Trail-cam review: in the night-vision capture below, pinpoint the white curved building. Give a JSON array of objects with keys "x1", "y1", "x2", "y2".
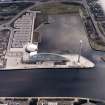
[{"x1": 25, "y1": 43, "x2": 38, "y2": 53}]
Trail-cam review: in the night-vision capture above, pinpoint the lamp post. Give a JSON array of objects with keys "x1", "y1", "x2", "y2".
[{"x1": 78, "y1": 40, "x2": 83, "y2": 63}]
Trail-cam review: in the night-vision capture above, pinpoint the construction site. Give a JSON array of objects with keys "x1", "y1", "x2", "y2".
[{"x1": 0, "y1": 1, "x2": 96, "y2": 69}]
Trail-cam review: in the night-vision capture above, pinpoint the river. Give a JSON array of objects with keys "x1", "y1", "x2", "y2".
[
  {"x1": 0, "y1": 65, "x2": 104, "y2": 100},
  {"x1": 0, "y1": 14, "x2": 105, "y2": 100}
]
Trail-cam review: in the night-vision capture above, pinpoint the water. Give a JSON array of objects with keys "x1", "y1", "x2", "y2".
[
  {"x1": 0, "y1": 13, "x2": 105, "y2": 100},
  {"x1": 0, "y1": 1, "x2": 104, "y2": 100},
  {"x1": 0, "y1": 65, "x2": 104, "y2": 100}
]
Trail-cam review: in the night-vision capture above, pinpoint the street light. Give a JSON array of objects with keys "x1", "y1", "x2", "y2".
[{"x1": 78, "y1": 40, "x2": 83, "y2": 63}]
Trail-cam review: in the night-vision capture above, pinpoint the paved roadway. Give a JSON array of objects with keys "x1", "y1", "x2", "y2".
[
  {"x1": 83, "y1": 0, "x2": 105, "y2": 42},
  {"x1": 0, "y1": 0, "x2": 82, "y2": 28}
]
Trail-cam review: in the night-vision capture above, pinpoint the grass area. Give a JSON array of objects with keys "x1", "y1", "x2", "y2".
[
  {"x1": 0, "y1": 3, "x2": 33, "y2": 13},
  {"x1": 31, "y1": 2, "x2": 105, "y2": 52},
  {"x1": 0, "y1": 2, "x2": 34, "y2": 25},
  {"x1": 87, "y1": 22, "x2": 105, "y2": 51},
  {"x1": 31, "y1": 2, "x2": 87, "y2": 15},
  {"x1": 89, "y1": 38, "x2": 105, "y2": 51}
]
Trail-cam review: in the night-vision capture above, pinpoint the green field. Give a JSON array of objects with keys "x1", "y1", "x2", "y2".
[
  {"x1": 31, "y1": 2, "x2": 87, "y2": 15},
  {"x1": 0, "y1": 2, "x2": 33, "y2": 25}
]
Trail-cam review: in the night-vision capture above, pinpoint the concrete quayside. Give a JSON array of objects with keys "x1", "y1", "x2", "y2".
[
  {"x1": 5, "y1": 54, "x2": 95, "y2": 70},
  {"x1": 0, "y1": 97, "x2": 104, "y2": 105}
]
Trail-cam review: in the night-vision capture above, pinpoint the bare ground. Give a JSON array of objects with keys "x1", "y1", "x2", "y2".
[{"x1": 39, "y1": 14, "x2": 91, "y2": 55}]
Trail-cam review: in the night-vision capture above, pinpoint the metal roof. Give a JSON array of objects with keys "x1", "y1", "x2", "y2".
[{"x1": 29, "y1": 53, "x2": 68, "y2": 62}]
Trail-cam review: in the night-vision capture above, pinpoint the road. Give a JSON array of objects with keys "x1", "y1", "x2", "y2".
[
  {"x1": 83, "y1": 0, "x2": 105, "y2": 42},
  {"x1": 0, "y1": 0, "x2": 82, "y2": 29}
]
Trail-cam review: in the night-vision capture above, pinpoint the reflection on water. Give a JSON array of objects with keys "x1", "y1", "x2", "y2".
[{"x1": 0, "y1": 67, "x2": 104, "y2": 100}]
